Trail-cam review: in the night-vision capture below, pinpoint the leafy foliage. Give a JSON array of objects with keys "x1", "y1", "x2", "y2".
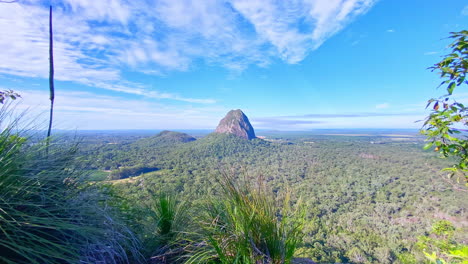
[
  {"x1": 416, "y1": 220, "x2": 468, "y2": 264},
  {"x1": 422, "y1": 30, "x2": 468, "y2": 185}
]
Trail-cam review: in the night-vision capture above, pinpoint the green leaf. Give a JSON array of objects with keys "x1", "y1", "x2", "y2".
[
  {"x1": 441, "y1": 167, "x2": 457, "y2": 172},
  {"x1": 447, "y1": 82, "x2": 456, "y2": 95},
  {"x1": 423, "y1": 143, "x2": 433, "y2": 150}
]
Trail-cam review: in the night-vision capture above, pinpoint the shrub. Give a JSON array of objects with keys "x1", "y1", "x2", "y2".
[
  {"x1": 187, "y1": 172, "x2": 306, "y2": 264},
  {"x1": 145, "y1": 191, "x2": 192, "y2": 262},
  {"x1": 416, "y1": 220, "x2": 468, "y2": 264}
]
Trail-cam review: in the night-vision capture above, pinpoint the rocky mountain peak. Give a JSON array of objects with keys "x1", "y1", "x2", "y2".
[{"x1": 214, "y1": 109, "x2": 256, "y2": 140}]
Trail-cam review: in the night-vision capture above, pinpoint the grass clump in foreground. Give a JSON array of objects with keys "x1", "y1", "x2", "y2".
[
  {"x1": 143, "y1": 191, "x2": 193, "y2": 263},
  {"x1": 187, "y1": 172, "x2": 307, "y2": 264},
  {"x1": 0, "y1": 105, "x2": 142, "y2": 264}
]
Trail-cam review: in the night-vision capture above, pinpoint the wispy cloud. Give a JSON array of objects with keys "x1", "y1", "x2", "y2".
[
  {"x1": 0, "y1": 2, "x2": 215, "y2": 104},
  {"x1": 88, "y1": 81, "x2": 216, "y2": 104},
  {"x1": 462, "y1": 5, "x2": 468, "y2": 16},
  {"x1": 12, "y1": 88, "x2": 425, "y2": 130},
  {"x1": 13, "y1": 89, "x2": 224, "y2": 129},
  {"x1": 252, "y1": 118, "x2": 323, "y2": 128},
  {"x1": 230, "y1": 0, "x2": 376, "y2": 63},
  {"x1": 386, "y1": 29, "x2": 395, "y2": 33},
  {"x1": 0, "y1": 0, "x2": 377, "y2": 93},
  {"x1": 424, "y1": 51, "x2": 438, "y2": 55},
  {"x1": 280, "y1": 112, "x2": 417, "y2": 118},
  {"x1": 253, "y1": 111, "x2": 425, "y2": 129}
]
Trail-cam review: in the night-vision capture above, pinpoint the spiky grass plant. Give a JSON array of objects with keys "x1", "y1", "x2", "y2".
[
  {"x1": 145, "y1": 191, "x2": 192, "y2": 262},
  {"x1": 0, "y1": 104, "x2": 142, "y2": 264},
  {"x1": 187, "y1": 172, "x2": 306, "y2": 264},
  {"x1": 152, "y1": 192, "x2": 188, "y2": 245},
  {"x1": 107, "y1": 184, "x2": 195, "y2": 263}
]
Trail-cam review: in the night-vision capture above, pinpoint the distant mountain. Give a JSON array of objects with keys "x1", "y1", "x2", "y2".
[
  {"x1": 157, "y1": 130, "x2": 196, "y2": 142},
  {"x1": 215, "y1": 109, "x2": 256, "y2": 140},
  {"x1": 135, "y1": 130, "x2": 196, "y2": 147}
]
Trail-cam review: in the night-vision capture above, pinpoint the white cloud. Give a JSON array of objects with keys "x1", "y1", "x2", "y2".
[
  {"x1": 0, "y1": 3, "x2": 216, "y2": 104},
  {"x1": 376, "y1": 103, "x2": 389, "y2": 109},
  {"x1": 424, "y1": 51, "x2": 438, "y2": 55},
  {"x1": 462, "y1": 5, "x2": 468, "y2": 16},
  {"x1": 230, "y1": 0, "x2": 376, "y2": 63},
  {"x1": 386, "y1": 29, "x2": 395, "y2": 33},
  {"x1": 0, "y1": 4, "x2": 120, "y2": 82},
  {"x1": 0, "y1": 0, "x2": 377, "y2": 96},
  {"x1": 62, "y1": 0, "x2": 132, "y2": 24}
]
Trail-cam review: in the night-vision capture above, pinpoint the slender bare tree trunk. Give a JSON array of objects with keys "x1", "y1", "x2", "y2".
[{"x1": 47, "y1": 5, "x2": 54, "y2": 154}]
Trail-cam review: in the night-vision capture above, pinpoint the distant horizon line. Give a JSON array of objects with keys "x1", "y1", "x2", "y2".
[{"x1": 47, "y1": 128, "x2": 421, "y2": 132}]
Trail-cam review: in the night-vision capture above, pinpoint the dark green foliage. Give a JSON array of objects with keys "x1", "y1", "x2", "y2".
[
  {"x1": 153, "y1": 193, "x2": 180, "y2": 241},
  {"x1": 147, "y1": 191, "x2": 192, "y2": 258}
]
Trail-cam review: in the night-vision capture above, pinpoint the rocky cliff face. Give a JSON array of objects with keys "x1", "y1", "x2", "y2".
[{"x1": 214, "y1": 109, "x2": 256, "y2": 140}]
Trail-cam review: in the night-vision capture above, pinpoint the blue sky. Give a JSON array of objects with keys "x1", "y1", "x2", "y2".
[{"x1": 1, "y1": 0, "x2": 467, "y2": 130}]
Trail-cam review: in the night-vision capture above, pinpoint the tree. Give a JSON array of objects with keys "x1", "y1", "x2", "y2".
[{"x1": 421, "y1": 30, "x2": 468, "y2": 186}]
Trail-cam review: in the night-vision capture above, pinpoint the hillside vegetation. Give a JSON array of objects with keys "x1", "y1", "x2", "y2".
[{"x1": 78, "y1": 131, "x2": 468, "y2": 263}]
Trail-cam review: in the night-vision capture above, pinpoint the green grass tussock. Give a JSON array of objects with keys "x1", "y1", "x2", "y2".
[
  {"x1": 187, "y1": 172, "x2": 306, "y2": 264},
  {"x1": 0, "y1": 105, "x2": 142, "y2": 264}
]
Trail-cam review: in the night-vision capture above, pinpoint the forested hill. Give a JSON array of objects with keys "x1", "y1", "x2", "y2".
[
  {"x1": 81, "y1": 132, "x2": 271, "y2": 172},
  {"x1": 134, "y1": 130, "x2": 196, "y2": 147}
]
